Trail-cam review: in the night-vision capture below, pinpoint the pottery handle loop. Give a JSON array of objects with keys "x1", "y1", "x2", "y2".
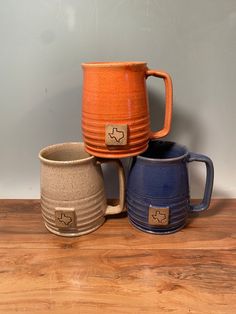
[
  {"x1": 146, "y1": 70, "x2": 173, "y2": 139},
  {"x1": 187, "y1": 152, "x2": 214, "y2": 212},
  {"x1": 98, "y1": 159, "x2": 126, "y2": 215}
]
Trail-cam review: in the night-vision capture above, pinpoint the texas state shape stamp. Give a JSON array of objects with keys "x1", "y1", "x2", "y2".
[
  {"x1": 148, "y1": 206, "x2": 169, "y2": 226},
  {"x1": 105, "y1": 124, "x2": 128, "y2": 146},
  {"x1": 55, "y1": 208, "x2": 76, "y2": 229}
]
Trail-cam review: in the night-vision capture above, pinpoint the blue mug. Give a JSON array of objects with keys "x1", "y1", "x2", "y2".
[{"x1": 126, "y1": 140, "x2": 214, "y2": 234}]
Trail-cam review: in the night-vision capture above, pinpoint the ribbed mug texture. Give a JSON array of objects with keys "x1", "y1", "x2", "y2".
[
  {"x1": 82, "y1": 62, "x2": 173, "y2": 158},
  {"x1": 39, "y1": 142, "x2": 125, "y2": 236},
  {"x1": 127, "y1": 141, "x2": 214, "y2": 234}
]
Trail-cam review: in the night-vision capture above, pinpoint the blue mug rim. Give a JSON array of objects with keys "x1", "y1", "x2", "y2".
[{"x1": 137, "y1": 140, "x2": 188, "y2": 163}]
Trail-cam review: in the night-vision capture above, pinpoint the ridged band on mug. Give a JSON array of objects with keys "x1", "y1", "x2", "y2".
[
  {"x1": 126, "y1": 192, "x2": 189, "y2": 234},
  {"x1": 82, "y1": 111, "x2": 150, "y2": 157},
  {"x1": 41, "y1": 189, "x2": 106, "y2": 236}
]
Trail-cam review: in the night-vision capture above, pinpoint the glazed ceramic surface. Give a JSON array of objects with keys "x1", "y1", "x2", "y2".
[
  {"x1": 39, "y1": 142, "x2": 125, "y2": 237},
  {"x1": 82, "y1": 62, "x2": 173, "y2": 158},
  {"x1": 127, "y1": 141, "x2": 214, "y2": 234}
]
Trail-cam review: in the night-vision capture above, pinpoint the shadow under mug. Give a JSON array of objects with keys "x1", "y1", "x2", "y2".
[
  {"x1": 126, "y1": 140, "x2": 214, "y2": 234},
  {"x1": 82, "y1": 61, "x2": 173, "y2": 158},
  {"x1": 39, "y1": 142, "x2": 125, "y2": 237}
]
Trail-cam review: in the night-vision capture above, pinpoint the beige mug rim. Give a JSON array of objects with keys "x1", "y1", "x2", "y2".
[{"x1": 39, "y1": 142, "x2": 94, "y2": 165}]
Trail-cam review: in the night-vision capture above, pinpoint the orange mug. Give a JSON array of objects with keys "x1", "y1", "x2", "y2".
[{"x1": 82, "y1": 61, "x2": 173, "y2": 158}]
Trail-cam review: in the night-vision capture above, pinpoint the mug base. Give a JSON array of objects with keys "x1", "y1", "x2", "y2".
[
  {"x1": 44, "y1": 218, "x2": 105, "y2": 237},
  {"x1": 128, "y1": 217, "x2": 186, "y2": 235},
  {"x1": 84, "y1": 145, "x2": 148, "y2": 159}
]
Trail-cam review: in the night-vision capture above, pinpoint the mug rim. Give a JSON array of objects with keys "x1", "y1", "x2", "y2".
[
  {"x1": 81, "y1": 61, "x2": 147, "y2": 67},
  {"x1": 39, "y1": 142, "x2": 94, "y2": 165},
  {"x1": 137, "y1": 140, "x2": 188, "y2": 162}
]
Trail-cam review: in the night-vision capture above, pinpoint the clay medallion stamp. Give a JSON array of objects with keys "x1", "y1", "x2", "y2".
[
  {"x1": 148, "y1": 206, "x2": 169, "y2": 226},
  {"x1": 105, "y1": 124, "x2": 128, "y2": 146},
  {"x1": 55, "y1": 208, "x2": 76, "y2": 229}
]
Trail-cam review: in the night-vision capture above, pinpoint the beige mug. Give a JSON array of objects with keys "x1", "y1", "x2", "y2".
[{"x1": 39, "y1": 142, "x2": 125, "y2": 237}]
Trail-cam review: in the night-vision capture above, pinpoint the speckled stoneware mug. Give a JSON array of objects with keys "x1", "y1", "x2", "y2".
[
  {"x1": 127, "y1": 140, "x2": 214, "y2": 234},
  {"x1": 39, "y1": 142, "x2": 125, "y2": 237},
  {"x1": 82, "y1": 61, "x2": 173, "y2": 158}
]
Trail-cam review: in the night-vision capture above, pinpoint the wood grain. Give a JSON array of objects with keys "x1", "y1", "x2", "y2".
[{"x1": 0, "y1": 199, "x2": 236, "y2": 313}]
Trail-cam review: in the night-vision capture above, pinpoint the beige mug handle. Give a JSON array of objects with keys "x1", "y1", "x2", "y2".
[{"x1": 97, "y1": 159, "x2": 126, "y2": 215}]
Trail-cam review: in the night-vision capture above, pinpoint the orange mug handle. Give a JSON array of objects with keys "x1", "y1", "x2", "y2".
[{"x1": 146, "y1": 70, "x2": 173, "y2": 139}]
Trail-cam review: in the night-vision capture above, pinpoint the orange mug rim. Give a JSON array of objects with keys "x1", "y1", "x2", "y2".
[{"x1": 81, "y1": 61, "x2": 147, "y2": 68}]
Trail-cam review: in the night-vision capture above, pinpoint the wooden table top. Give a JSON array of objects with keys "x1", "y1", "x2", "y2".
[{"x1": 0, "y1": 199, "x2": 235, "y2": 314}]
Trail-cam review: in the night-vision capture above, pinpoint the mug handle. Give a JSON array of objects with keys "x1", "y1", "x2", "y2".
[
  {"x1": 146, "y1": 70, "x2": 173, "y2": 138},
  {"x1": 187, "y1": 152, "x2": 214, "y2": 212},
  {"x1": 98, "y1": 159, "x2": 126, "y2": 215}
]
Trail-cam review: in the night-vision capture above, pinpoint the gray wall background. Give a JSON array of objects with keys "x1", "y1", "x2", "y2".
[{"x1": 0, "y1": 0, "x2": 235, "y2": 198}]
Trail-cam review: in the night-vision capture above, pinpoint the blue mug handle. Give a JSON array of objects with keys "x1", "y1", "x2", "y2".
[{"x1": 187, "y1": 152, "x2": 214, "y2": 212}]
